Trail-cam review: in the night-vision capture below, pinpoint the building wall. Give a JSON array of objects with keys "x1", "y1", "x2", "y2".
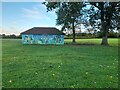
[{"x1": 22, "y1": 34, "x2": 64, "y2": 44}]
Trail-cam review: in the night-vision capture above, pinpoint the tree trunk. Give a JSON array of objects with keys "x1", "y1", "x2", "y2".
[
  {"x1": 100, "y1": 3, "x2": 109, "y2": 46},
  {"x1": 72, "y1": 22, "x2": 76, "y2": 43},
  {"x1": 101, "y1": 25, "x2": 109, "y2": 45},
  {"x1": 101, "y1": 35, "x2": 109, "y2": 45}
]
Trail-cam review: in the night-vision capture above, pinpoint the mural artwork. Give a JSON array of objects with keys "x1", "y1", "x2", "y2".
[{"x1": 22, "y1": 34, "x2": 64, "y2": 44}]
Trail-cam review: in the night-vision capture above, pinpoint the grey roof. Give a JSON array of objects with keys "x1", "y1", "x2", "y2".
[{"x1": 21, "y1": 27, "x2": 64, "y2": 35}]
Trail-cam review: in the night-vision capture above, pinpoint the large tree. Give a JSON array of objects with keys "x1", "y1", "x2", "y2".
[
  {"x1": 43, "y1": 2, "x2": 83, "y2": 43},
  {"x1": 44, "y1": 2, "x2": 119, "y2": 45},
  {"x1": 83, "y1": 2, "x2": 120, "y2": 45}
]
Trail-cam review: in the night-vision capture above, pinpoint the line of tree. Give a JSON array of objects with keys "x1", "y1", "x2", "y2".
[
  {"x1": 0, "y1": 34, "x2": 21, "y2": 39},
  {"x1": 43, "y1": 1, "x2": 120, "y2": 45},
  {"x1": 1, "y1": 30, "x2": 119, "y2": 39},
  {"x1": 65, "y1": 31, "x2": 119, "y2": 39}
]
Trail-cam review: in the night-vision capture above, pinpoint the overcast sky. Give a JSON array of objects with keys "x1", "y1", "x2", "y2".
[{"x1": 1, "y1": 2, "x2": 61, "y2": 35}]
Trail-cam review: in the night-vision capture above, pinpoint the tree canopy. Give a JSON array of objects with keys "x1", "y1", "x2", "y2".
[
  {"x1": 83, "y1": 2, "x2": 120, "y2": 45},
  {"x1": 43, "y1": 2, "x2": 83, "y2": 43},
  {"x1": 43, "y1": 1, "x2": 120, "y2": 45}
]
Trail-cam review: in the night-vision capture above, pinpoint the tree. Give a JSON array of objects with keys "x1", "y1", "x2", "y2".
[
  {"x1": 10, "y1": 34, "x2": 16, "y2": 38},
  {"x1": 44, "y1": 2, "x2": 119, "y2": 45},
  {"x1": 2, "y1": 34, "x2": 6, "y2": 38},
  {"x1": 43, "y1": 2, "x2": 83, "y2": 43},
  {"x1": 83, "y1": 2, "x2": 120, "y2": 45}
]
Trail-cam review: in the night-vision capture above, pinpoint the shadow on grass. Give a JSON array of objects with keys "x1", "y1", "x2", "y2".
[
  {"x1": 22, "y1": 43, "x2": 97, "y2": 46},
  {"x1": 64, "y1": 43, "x2": 97, "y2": 46},
  {"x1": 22, "y1": 43, "x2": 115, "y2": 47}
]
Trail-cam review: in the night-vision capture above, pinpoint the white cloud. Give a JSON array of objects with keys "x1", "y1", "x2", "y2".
[
  {"x1": 35, "y1": 3, "x2": 57, "y2": 18},
  {"x1": 0, "y1": 27, "x2": 19, "y2": 35},
  {"x1": 22, "y1": 8, "x2": 40, "y2": 15},
  {"x1": 1, "y1": 21, "x2": 25, "y2": 35},
  {"x1": 22, "y1": 4, "x2": 51, "y2": 21}
]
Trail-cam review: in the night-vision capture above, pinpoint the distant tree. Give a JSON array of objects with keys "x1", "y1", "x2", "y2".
[
  {"x1": 2, "y1": 34, "x2": 6, "y2": 38},
  {"x1": 0, "y1": 34, "x2": 2, "y2": 38},
  {"x1": 18, "y1": 34, "x2": 22, "y2": 39},
  {"x1": 10, "y1": 34, "x2": 16, "y2": 38},
  {"x1": 108, "y1": 31, "x2": 118, "y2": 38}
]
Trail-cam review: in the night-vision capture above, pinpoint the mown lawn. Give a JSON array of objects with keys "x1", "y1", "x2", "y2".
[
  {"x1": 2, "y1": 38, "x2": 118, "y2": 88},
  {"x1": 65, "y1": 38, "x2": 119, "y2": 46}
]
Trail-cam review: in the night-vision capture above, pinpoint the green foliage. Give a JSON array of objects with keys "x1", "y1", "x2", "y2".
[
  {"x1": 56, "y1": 3, "x2": 83, "y2": 25},
  {"x1": 64, "y1": 31, "x2": 119, "y2": 39},
  {"x1": 2, "y1": 39, "x2": 118, "y2": 88},
  {"x1": 0, "y1": 34, "x2": 21, "y2": 39},
  {"x1": 65, "y1": 33, "x2": 94, "y2": 39},
  {"x1": 44, "y1": 2, "x2": 83, "y2": 43},
  {"x1": 43, "y1": 2, "x2": 120, "y2": 45},
  {"x1": 44, "y1": 2, "x2": 83, "y2": 26},
  {"x1": 84, "y1": 2, "x2": 120, "y2": 33},
  {"x1": 108, "y1": 31, "x2": 118, "y2": 38},
  {"x1": 43, "y1": 2, "x2": 60, "y2": 11}
]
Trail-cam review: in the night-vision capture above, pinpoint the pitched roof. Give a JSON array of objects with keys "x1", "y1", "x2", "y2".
[{"x1": 21, "y1": 27, "x2": 64, "y2": 35}]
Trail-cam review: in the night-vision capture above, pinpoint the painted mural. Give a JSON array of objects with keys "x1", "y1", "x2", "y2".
[{"x1": 22, "y1": 34, "x2": 64, "y2": 44}]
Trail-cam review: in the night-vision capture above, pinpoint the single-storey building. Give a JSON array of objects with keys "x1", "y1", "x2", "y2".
[{"x1": 21, "y1": 27, "x2": 64, "y2": 44}]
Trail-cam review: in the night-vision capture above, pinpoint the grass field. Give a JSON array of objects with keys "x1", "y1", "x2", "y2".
[
  {"x1": 2, "y1": 38, "x2": 118, "y2": 88},
  {"x1": 65, "y1": 38, "x2": 119, "y2": 46}
]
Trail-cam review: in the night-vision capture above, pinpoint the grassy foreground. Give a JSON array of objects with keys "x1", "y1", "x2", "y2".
[{"x1": 2, "y1": 39, "x2": 118, "y2": 88}]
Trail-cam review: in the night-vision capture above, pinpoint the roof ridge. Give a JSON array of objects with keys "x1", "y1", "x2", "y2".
[
  {"x1": 21, "y1": 27, "x2": 64, "y2": 35},
  {"x1": 33, "y1": 27, "x2": 57, "y2": 28}
]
